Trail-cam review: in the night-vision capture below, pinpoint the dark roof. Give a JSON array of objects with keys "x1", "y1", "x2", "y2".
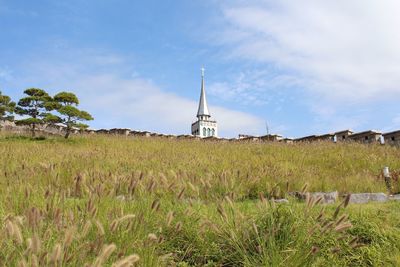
[
  {"x1": 349, "y1": 130, "x2": 382, "y2": 138},
  {"x1": 240, "y1": 136, "x2": 261, "y2": 141},
  {"x1": 203, "y1": 136, "x2": 219, "y2": 140},
  {"x1": 316, "y1": 133, "x2": 334, "y2": 138},
  {"x1": 177, "y1": 134, "x2": 195, "y2": 138},
  {"x1": 294, "y1": 135, "x2": 317, "y2": 141},
  {"x1": 260, "y1": 134, "x2": 283, "y2": 139},
  {"x1": 334, "y1": 129, "x2": 354, "y2": 135},
  {"x1": 382, "y1": 130, "x2": 400, "y2": 136}
]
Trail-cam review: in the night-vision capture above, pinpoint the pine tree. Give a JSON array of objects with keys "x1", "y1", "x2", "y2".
[
  {"x1": 49, "y1": 92, "x2": 93, "y2": 139},
  {"x1": 15, "y1": 88, "x2": 52, "y2": 137},
  {"x1": 0, "y1": 91, "x2": 16, "y2": 123}
]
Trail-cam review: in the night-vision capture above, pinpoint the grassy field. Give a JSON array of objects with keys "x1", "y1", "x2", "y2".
[{"x1": 0, "y1": 134, "x2": 399, "y2": 266}]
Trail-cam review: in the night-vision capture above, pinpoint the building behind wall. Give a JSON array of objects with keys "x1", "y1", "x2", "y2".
[
  {"x1": 281, "y1": 138, "x2": 294, "y2": 144},
  {"x1": 260, "y1": 134, "x2": 283, "y2": 142},
  {"x1": 191, "y1": 68, "x2": 218, "y2": 138},
  {"x1": 334, "y1": 130, "x2": 354, "y2": 142},
  {"x1": 348, "y1": 130, "x2": 382, "y2": 144},
  {"x1": 294, "y1": 135, "x2": 318, "y2": 142},
  {"x1": 238, "y1": 134, "x2": 253, "y2": 139},
  {"x1": 315, "y1": 133, "x2": 335, "y2": 142},
  {"x1": 0, "y1": 119, "x2": 16, "y2": 131},
  {"x1": 383, "y1": 130, "x2": 400, "y2": 146}
]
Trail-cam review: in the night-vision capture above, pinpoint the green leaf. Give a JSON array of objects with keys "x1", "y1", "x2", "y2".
[
  {"x1": 15, "y1": 118, "x2": 42, "y2": 125},
  {"x1": 50, "y1": 90, "x2": 94, "y2": 131},
  {"x1": 79, "y1": 110, "x2": 94, "y2": 121},
  {"x1": 0, "y1": 91, "x2": 16, "y2": 120},
  {"x1": 54, "y1": 92, "x2": 79, "y2": 105},
  {"x1": 75, "y1": 123, "x2": 89, "y2": 130},
  {"x1": 44, "y1": 101, "x2": 61, "y2": 111},
  {"x1": 43, "y1": 113, "x2": 62, "y2": 124},
  {"x1": 23, "y1": 88, "x2": 50, "y2": 98},
  {"x1": 58, "y1": 105, "x2": 82, "y2": 117},
  {"x1": 16, "y1": 88, "x2": 53, "y2": 117}
]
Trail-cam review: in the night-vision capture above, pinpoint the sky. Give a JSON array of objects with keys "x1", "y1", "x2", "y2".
[{"x1": 1, "y1": 0, "x2": 400, "y2": 138}]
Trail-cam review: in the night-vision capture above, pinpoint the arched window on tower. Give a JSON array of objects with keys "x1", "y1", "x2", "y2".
[
  {"x1": 203, "y1": 128, "x2": 206, "y2": 137},
  {"x1": 212, "y1": 129, "x2": 215, "y2": 136},
  {"x1": 207, "y1": 128, "x2": 211, "y2": 136}
]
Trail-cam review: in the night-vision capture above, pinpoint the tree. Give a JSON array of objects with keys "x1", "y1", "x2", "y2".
[
  {"x1": 15, "y1": 88, "x2": 52, "y2": 137},
  {"x1": 50, "y1": 92, "x2": 93, "y2": 139},
  {"x1": 0, "y1": 91, "x2": 16, "y2": 122}
]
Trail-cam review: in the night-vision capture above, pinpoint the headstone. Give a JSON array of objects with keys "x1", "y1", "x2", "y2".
[
  {"x1": 289, "y1": 191, "x2": 338, "y2": 203},
  {"x1": 348, "y1": 193, "x2": 388, "y2": 204},
  {"x1": 311, "y1": 191, "x2": 338, "y2": 204},
  {"x1": 389, "y1": 194, "x2": 400, "y2": 201},
  {"x1": 273, "y1": 199, "x2": 289, "y2": 204},
  {"x1": 116, "y1": 195, "x2": 126, "y2": 201}
]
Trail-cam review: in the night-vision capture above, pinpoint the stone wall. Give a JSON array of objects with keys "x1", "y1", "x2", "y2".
[{"x1": 1, "y1": 120, "x2": 400, "y2": 146}]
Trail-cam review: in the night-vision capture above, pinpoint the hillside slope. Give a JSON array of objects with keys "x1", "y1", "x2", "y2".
[{"x1": 0, "y1": 134, "x2": 399, "y2": 266}]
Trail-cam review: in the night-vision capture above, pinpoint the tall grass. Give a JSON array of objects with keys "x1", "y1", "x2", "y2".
[{"x1": 0, "y1": 134, "x2": 399, "y2": 266}]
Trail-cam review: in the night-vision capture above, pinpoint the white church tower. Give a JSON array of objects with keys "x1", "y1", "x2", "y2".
[{"x1": 191, "y1": 68, "x2": 218, "y2": 138}]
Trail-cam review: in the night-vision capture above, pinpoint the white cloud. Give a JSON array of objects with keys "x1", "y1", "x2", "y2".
[
  {"x1": 4, "y1": 51, "x2": 265, "y2": 137},
  {"x1": 217, "y1": 0, "x2": 400, "y2": 103},
  {"x1": 208, "y1": 69, "x2": 302, "y2": 106},
  {"x1": 72, "y1": 73, "x2": 265, "y2": 137},
  {"x1": 0, "y1": 67, "x2": 13, "y2": 82},
  {"x1": 388, "y1": 114, "x2": 400, "y2": 132}
]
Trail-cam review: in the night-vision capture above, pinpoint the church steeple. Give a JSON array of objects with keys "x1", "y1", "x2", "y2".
[
  {"x1": 191, "y1": 67, "x2": 218, "y2": 138},
  {"x1": 197, "y1": 67, "x2": 210, "y2": 120}
]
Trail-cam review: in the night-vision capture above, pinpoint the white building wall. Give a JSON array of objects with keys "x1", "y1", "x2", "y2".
[{"x1": 192, "y1": 120, "x2": 218, "y2": 138}]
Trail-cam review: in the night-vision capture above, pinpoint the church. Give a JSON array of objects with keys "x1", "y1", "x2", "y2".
[{"x1": 191, "y1": 68, "x2": 218, "y2": 138}]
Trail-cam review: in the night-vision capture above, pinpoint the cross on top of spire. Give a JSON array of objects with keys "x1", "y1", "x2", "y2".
[{"x1": 197, "y1": 66, "x2": 210, "y2": 118}]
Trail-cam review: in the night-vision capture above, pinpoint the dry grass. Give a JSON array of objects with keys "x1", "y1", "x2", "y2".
[{"x1": 0, "y1": 133, "x2": 399, "y2": 266}]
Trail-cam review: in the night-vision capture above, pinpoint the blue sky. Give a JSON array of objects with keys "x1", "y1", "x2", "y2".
[{"x1": 1, "y1": 0, "x2": 400, "y2": 138}]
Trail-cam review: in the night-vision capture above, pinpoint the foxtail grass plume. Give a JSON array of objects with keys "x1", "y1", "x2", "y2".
[
  {"x1": 335, "y1": 214, "x2": 349, "y2": 226},
  {"x1": 166, "y1": 211, "x2": 174, "y2": 227},
  {"x1": 64, "y1": 226, "x2": 76, "y2": 247},
  {"x1": 301, "y1": 183, "x2": 309, "y2": 194},
  {"x1": 17, "y1": 259, "x2": 27, "y2": 267},
  {"x1": 49, "y1": 243, "x2": 62, "y2": 265},
  {"x1": 177, "y1": 188, "x2": 185, "y2": 200},
  {"x1": 334, "y1": 222, "x2": 353, "y2": 233},
  {"x1": 95, "y1": 220, "x2": 105, "y2": 236},
  {"x1": 82, "y1": 220, "x2": 92, "y2": 238},
  {"x1": 175, "y1": 221, "x2": 183, "y2": 232},
  {"x1": 31, "y1": 233, "x2": 41, "y2": 254},
  {"x1": 344, "y1": 194, "x2": 351, "y2": 208},
  {"x1": 93, "y1": 244, "x2": 117, "y2": 267},
  {"x1": 147, "y1": 233, "x2": 158, "y2": 243},
  {"x1": 112, "y1": 254, "x2": 140, "y2": 267}
]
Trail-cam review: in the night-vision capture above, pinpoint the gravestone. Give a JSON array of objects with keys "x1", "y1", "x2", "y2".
[
  {"x1": 348, "y1": 193, "x2": 388, "y2": 204},
  {"x1": 311, "y1": 191, "x2": 338, "y2": 204}
]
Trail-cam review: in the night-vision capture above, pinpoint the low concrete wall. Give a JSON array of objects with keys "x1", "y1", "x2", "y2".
[
  {"x1": 347, "y1": 193, "x2": 388, "y2": 204},
  {"x1": 2, "y1": 120, "x2": 400, "y2": 145},
  {"x1": 290, "y1": 191, "x2": 338, "y2": 204},
  {"x1": 288, "y1": 191, "x2": 399, "y2": 204}
]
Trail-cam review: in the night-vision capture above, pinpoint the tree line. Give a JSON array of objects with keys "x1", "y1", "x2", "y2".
[{"x1": 0, "y1": 88, "x2": 93, "y2": 139}]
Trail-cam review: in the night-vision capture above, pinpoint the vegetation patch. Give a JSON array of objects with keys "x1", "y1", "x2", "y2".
[{"x1": 0, "y1": 134, "x2": 399, "y2": 266}]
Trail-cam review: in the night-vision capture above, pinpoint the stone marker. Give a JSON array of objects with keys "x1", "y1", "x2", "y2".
[
  {"x1": 116, "y1": 195, "x2": 126, "y2": 201},
  {"x1": 273, "y1": 199, "x2": 289, "y2": 204},
  {"x1": 311, "y1": 191, "x2": 338, "y2": 204},
  {"x1": 389, "y1": 194, "x2": 400, "y2": 201},
  {"x1": 348, "y1": 193, "x2": 388, "y2": 204},
  {"x1": 289, "y1": 191, "x2": 338, "y2": 204}
]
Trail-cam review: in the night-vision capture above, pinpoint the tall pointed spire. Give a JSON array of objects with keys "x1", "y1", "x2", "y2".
[
  {"x1": 191, "y1": 67, "x2": 218, "y2": 138},
  {"x1": 197, "y1": 67, "x2": 210, "y2": 118}
]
